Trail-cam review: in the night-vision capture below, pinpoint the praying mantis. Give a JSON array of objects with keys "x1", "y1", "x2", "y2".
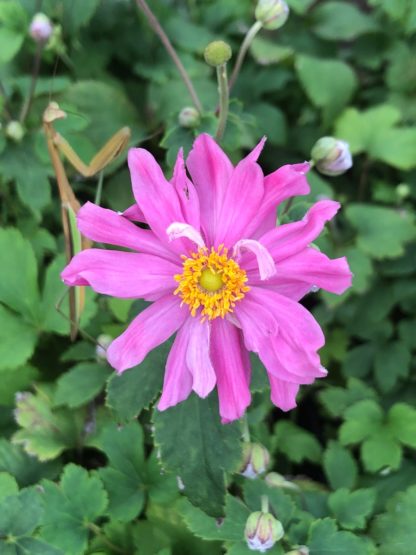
[{"x1": 42, "y1": 101, "x2": 131, "y2": 340}]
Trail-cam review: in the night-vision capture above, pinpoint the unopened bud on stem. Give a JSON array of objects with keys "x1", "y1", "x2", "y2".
[
  {"x1": 245, "y1": 510, "x2": 284, "y2": 552},
  {"x1": 204, "y1": 40, "x2": 232, "y2": 67},
  {"x1": 29, "y1": 13, "x2": 53, "y2": 43},
  {"x1": 178, "y1": 106, "x2": 200, "y2": 128},
  {"x1": 6, "y1": 121, "x2": 25, "y2": 143},
  {"x1": 311, "y1": 136, "x2": 352, "y2": 176},
  {"x1": 240, "y1": 442, "x2": 270, "y2": 479},
  {"x1": 255, "y1": 0, "x2": 289, "y2": 30}
]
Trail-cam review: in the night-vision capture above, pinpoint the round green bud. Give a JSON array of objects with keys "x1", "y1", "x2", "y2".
[
  {"x1": 5, "y1": 121, "x2": 25, "y2": 143},
  {"x1": 396, "y1": 183, "x2": 411, "y2": 200},
  {"x1": 178, "y1": 106, "x2": 201, "y2": 129},
  {"x1": 245, "y1": 511, "x2": 284, "y2": 552},
  {"x1": 311, "y1": 136, "x2": 352, "y2": 176},
  {"x1": 255, "y1": 0, "x2": 289, "y2": 30},
  {"x1": 204, "y1": 40, "x2": 232, "y2": 67},
  {"x1": 96, "y1": 334, "x2": 112, "y2": 361},
  {"x1": 240, "y1": 442, "x2": 270, "y2": 479}
]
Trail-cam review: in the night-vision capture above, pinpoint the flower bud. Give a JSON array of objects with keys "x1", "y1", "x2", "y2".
[
  {"x1": 96, "y1": 334, "x2": 112, "y2": 361},
  {"x1": 204, "y1": 40, "x2": 232, "y2": 67},
  {"x1": 245, "y1": 511, "x2": 284, "y2": 552},
  {"x1": 396, "y1": 183, "x2": 410, "y2": 200},
  {"x1": 240, "y1": 442, "x2": 270, "y2": 479},
  {"x1": 29, "y1": 13, "x2": 53, "y2": 43},
  {"x1": 178, "y1": 106, "x2": 200, "y2": 129},
  {"x1": 6, "y1": 121, "x2": 25, "y2": 143},
  {"x1": 311, "y1": 137, "x2": 352, "y2": 176},
  {"x1": 265, "y1": 472, "x2": 300, "y2": 492},
  {"x1": 255, "y1": 0, "x2": 289, "y2": 30},
  {"x1": 285, "y1": 548, "x2": 309, "y2": 555}
]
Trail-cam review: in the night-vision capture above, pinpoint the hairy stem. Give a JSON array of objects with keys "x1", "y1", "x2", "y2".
[
  {"x1": 215, "y1": 63, "x2": 229, "y2": 142},
  {"x1": 135, "y1": 0, "x2": 203, "y2": 113},
  {"x1": 229, "y1": 21, "x2": 262, "y2": 92},
  {"x1": 19, "y1": 41, "x2": 43, "y2": 123}
]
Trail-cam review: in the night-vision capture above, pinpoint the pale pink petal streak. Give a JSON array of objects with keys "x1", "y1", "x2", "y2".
[
  {"x1": 107, "y1": 294, "x2": 188, "y2": 373},
  {"x1": 186, "y1": 318, "x2": 216, "y2": 398},
  {"x1": 167, "y1": 222, "x2": 205, "y2": 249},
  {"x1": 234, "y1": 239, "x2": 276, "y2": 280}
]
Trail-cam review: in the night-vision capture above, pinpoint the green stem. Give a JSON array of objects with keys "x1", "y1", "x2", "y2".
[
  {"x1": 19, "y1": 41, "x2": 43, "y2": 123},
  {"x1": 215, "y1": 63, "x2": 229, "y2": 142},
  {"x1": 94, "y1": 171, "x2": 104, "y2": 206},
  {"x1": 261, "y1": 494, "x2": 269, "y2": 514},
  {"x1": 87, "y1": 523, "x2": 125, "y2": 555},
  {"x1": 135, "y1": 0, "x2": 203, "y2": 113},
  {"x1": 229, "y1": 21, "x2": 263, "y2": 92},
  {"x1": 0, "y1": 80, "x2": 12, "y2": 121},
  {"x1": 242, "y1": 416, "x2": 251, "y2": 442}
]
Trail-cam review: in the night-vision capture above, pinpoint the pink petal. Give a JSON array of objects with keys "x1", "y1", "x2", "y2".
[
  {"x1": 234, "y1": 239, "x2": 276, "y2": 280},
  {"x1": 251, "y1": 162, "x2": 311, "y2": 238},
  {"x1": 123, "y1": 203, "x2": 146, "y2": 223},
  {"x1": 210, "y1": 318, "x2": 251, "y2": 423},
  {"x1": 128, "y1": 148, "x2": 190, "y2": 254},
  {"x1": 243, "y1": 136, "x2": 267, "y2": 163},
  {"x1": 215, "y1": 159, "x2": 264, "y2": 247},
  {"x1": 186, "y1": 318, "x2": 216, "y2": 398},
  {"x1": 268, "y1": 375, "x2": 300, "y2": 412},
  {"x1": 77, "y1": 202, "x2": 176, "y2": 261},
  {"x1": 245, "y1": 275, "x2": 312, "y2": 301},
  {"x1": 186, "y1": 134, "x2": 233, "y2": 243},
  {"x1": 171, "y1": 148, "x2": 200, "y2": 230},
  {"x1": 233, "y1": 294, "x2": 279, "y2": 352},
  {"x1": 243, "y1": 200, "x2": 340, "y2": 271},
  {"x1": 158, "y1": 322, "x2": 193, "y2": 411},
  {"x1": 258, "y1": 340, "x2": 318, "y2": 385},
  {"x1": 107, "y1": 294, "x2": 187, "y2": 372},
  {"x1": 61, "y1": 249, "x2": 179, "y2": 300}
]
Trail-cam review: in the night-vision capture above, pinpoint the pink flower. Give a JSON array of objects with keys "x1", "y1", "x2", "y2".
[{"x1": 61, "y1": 134, "x2": 352, "y2": 423}]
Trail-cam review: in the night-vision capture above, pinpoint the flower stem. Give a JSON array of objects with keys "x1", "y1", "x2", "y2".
[
  {"x1": 229, "y1": 21, "x2": 262, "y2": 92},
  {"x1": 242, "y1": 416, "x2": 251, "y2": 442},
  {"x1": 0, "y1": 80, "x2": 12, "y2": 121},
  {"x1": 19, "y1": 41, "x2": 43, "y2": 123},
  {"x1": 215, "y1": 63, "x2": 229, "y2": 142},
  {"x1": 135, "y1": 0, "x2": 203, "y2": 113},
  {"x1": 87, "y1": 522, "x2": 126, "y2": 554},
  {"x1": 94, "y1": 171, "x2": 104, "y2": 206},
  {"x1": 261, "y1": 494, "x2": 269, "y2": 514}
]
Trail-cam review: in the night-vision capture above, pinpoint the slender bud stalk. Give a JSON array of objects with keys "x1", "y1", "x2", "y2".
[
  {"x1": 215, "y1": 63, "x2": 229, "y2": 142},
  {"x1": 229, "y1": 21, "x2": 262, "y2": 92}
]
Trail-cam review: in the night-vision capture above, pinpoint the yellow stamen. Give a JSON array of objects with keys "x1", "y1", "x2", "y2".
[{"x1": 174, "y1": 245, "x2": 249, "y2": 320}]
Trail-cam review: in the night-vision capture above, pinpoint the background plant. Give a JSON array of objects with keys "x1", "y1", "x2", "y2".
[{"x1": 0, "y1": 0, "x2": 416, "y2": 554}]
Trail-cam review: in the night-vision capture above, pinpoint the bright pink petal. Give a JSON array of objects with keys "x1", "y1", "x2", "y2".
[
  {"x1": 268, "y1": 375, "x2": 300, "y2": 412},
  {"x1": 251, "y1": 163, "x2": 311, "y2": 238},
  {"x1": 258, "y1": 340, "x2": 318, "y2": 385},
  {"x1": 234, "y1": 239, "x2": 276, "y2": 280},
  {"x1": 158, "y1": 322, "x2": 193, "y2": 411},
  {"x1": 77, "y1": 202, "x2": 175, "y2": 261},
  {"x1": 171, "y1": 148, "x2": 200, "y2": 230},
  {"x1": 210, "y1": 318, "x2": 251, "y2": 423},
  {"x1": 107, "y1": 294, "x2": 187, "y2": 372},
  {"x1": 243, "y1": 136, "x2": 266, "y2": 163},
  {"x1": 128, "y1": 148, "x2": 189, "y2": 254},
  {"x1": 186, "y1": 134, "x2": 233, "y2": 243},
  {"x1": 215, "y1": 159, "x2": 264, "y2": 247},
  {"x1": 123, "y1": 203, "x2": 146, "y2": 223},
  {"x1": 186, "y1": 318, "x2": 216, "y2": 398},
  {"x1": 233, "y1": 294, "x2": 278, "y2": 352},
  {"x1": 61, "y1": 249, "x2": 179, "y2": 300}
]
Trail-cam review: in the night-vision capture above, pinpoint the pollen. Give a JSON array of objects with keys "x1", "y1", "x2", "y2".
[{"x1": 174, "y1": 245, "x2": 250, "y2": 320}]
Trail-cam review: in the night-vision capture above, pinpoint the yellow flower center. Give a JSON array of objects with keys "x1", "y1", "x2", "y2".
[{"x1": 174, "y1": 245, "x2": 250, "y2": 320}]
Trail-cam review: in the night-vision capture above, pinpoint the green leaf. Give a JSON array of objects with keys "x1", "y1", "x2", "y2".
[
  {"x1": 165, "y1": 16, "x2": 215, "y2": 53},
  {"x1": 328, "y1": 488, "x2": 376, "y2": 530},
  {"x1": 0, "y1": 1, "x2": 27, "y2": 64},
  {"x1": 40, "y1": 464, "x2": 108, "y2": 555},
  {"x1": 96, "y1": 422, "x2": 146, "y2": 522},
  {"x1": 12, "y1": 386, "x2": 84, "y2": 461},
  {"x1": 153, "y1": 393, "x2": 242, "y2": 517},
  {"x1": 345, "y1": 204, "x2": 416, "y2": 259},
  {"x1": 0, "y1": 228, "x2": 39, "y2": 320},
  {"x1": 361, "y1": 433, "x2": 402, "y2": 472},
  {"x1": 106, "y1": 341, "x2": 168, "y2": 420},
  {"x1": 339, "y1": 400, "x2": 383, "y2": 445},
  {"x1": 0, "y1": 487, "x2": 43, "y2": 537},
  {"x1": 0, "y1": 365, "x2": 39, "y2": 406},
  {"x1": 388, "y1": 403, "x2": 416, "y2": 448},
  {"x1": 273, "y1": 421, "x2": 322, "y2": 464},
  {"x1": 323, "y1": 441, "x2": 358, "y2": 490},
  {"x1": 308, "y1": 518, "x2": 373, "y2": 555},
  {"x1": 251, "y1": 103, "x2": 287, "y2": 146},
  {"x1": 49, "y1": 0, "x2": 100, "y2": 33},
  {"x1": 342, "y1": 346, "x2": 376, "y2": 379},
  {"x1": 335, "y1": 104, "x2": 416, "y2": 169},
  {"x1": 311, "y1": 1, "x2": 378, "y2": 40},
  {"x1": 372, "y1": 485, "x2": 416, "y2": 555},
  {"x1": 0, "y1": 305, "x2": 38, "y2": 370},
  {"x1": 55, "y1": 363, "x2": 111, "y2": 409},
  {"x1": 11, "y1": 538, "x2": 63, "y2": 555},
  {"x1": 295, "y1": 55, "x2": 357, "y2": 122},
  {"x1": 374, "y1": 342, "x2": 411, "y2": 392},
  {"x1": 250, "y1": 36, "x2": 294, "y2": 65},
  {"x1": 0, "y1": 472, "x2": 18, "y2": 501},
  {"x1": 179, "y1": 495, "x2": 250, "y2": 541}
]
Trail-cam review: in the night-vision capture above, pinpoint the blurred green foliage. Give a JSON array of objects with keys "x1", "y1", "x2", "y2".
[{"x1": 0, "y1": 0, "x2": 416, "y2": 553}]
